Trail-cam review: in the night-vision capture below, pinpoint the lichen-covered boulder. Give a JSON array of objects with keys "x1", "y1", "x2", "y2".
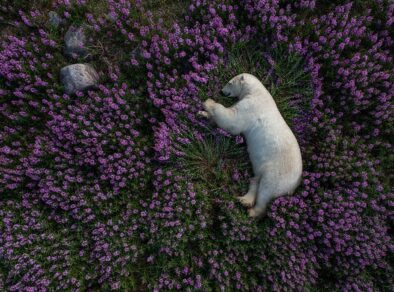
[
  {"x1": 60, "y1": 64, "x2": 99, "y2": 95},
  {"x1": 64, "y1": 26, "x2": 87, "y2": 58}
]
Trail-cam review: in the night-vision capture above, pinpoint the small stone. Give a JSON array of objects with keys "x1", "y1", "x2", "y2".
[
  {"x1": 106, "y1": 11, "x2": 118, "y2": 22},
  {"x1": 131, "y1": 45, "x2": 142, "y2": 58},
  {"x1": 48, "y1": 11, "x2": 63, "y2": 28},
  {"x1": 60, "y1": 64, "x2": 99, "y2": 95},
  {"x1": 64, "y1": 26, "x2": 88, "y2": 58}
]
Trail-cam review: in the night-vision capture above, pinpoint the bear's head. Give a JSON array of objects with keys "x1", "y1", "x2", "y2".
[{"x1": 221, "y1": 73, "x2": 261, "y2": 99}]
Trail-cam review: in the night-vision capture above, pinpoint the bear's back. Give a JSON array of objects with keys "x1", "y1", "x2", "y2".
[{"x1": 241, "y1": 86, "x2": 303, "y2": 195}]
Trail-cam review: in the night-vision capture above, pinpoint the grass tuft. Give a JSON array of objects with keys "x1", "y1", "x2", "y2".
[{"x1": 177, "y1": 133, "x2": 251, "y2": 200}]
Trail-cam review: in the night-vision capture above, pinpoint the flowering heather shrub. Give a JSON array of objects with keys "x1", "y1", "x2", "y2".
[
  {"x1": 1, "y1": 0, "x2": 393, "y2": 291},
  {"x1": 31, "y1": 84, "x2": 151, "y2": 221}
]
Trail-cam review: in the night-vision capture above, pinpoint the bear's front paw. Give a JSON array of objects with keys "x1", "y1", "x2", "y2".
[
  {"x1": 197, "y1": 110, "x2": 210, "y2": 118},
  {"x1": 203, "y1": 98, "x2": 216, "y2": 111}
]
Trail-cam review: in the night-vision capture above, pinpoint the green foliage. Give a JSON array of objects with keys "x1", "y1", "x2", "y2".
[
  {"x1": 144, "y1": 0, "x2": 190, "y2": 28},
  {"x1": 178, "y1": 134, "x2": 250, "y2": 188}
]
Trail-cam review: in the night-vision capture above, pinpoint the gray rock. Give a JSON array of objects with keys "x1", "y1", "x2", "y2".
[
  {"x1": 48, "y1": 11, "x2": 63, "y2": 28},
  {"x1": 106, "y1": 11, "x2": 118, "y2": 22},
  {"x1": 64, "y1": 26, "x2": 88, "y2": 58},
  {"x1": 131, "y1": 45, "x2": 142, "y2": 58},
  {"x1": 60, "y1": 64, "x2": 99, "y2": 95}
]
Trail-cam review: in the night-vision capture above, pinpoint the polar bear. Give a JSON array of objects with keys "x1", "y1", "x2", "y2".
[{"x1": 199, "y1": 73, "x2": 303, "y2": 218}]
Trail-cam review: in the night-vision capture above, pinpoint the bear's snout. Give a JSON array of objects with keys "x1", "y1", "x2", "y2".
[{"x1": 220, "y1": 89, "x2": 230, "y2": 97}]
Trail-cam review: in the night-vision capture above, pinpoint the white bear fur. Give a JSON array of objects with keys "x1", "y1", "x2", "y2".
[{"x1": 200, "y1": 73, "x2": 303, "y2": 218}]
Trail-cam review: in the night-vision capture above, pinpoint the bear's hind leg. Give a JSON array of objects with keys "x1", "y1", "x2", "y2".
[
  {"x1": 248, "y1": 178, "x2": 274, "y2": 218},
  {"x1": 237, "y1": 177, "x2": 259, "y2": 208}
]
